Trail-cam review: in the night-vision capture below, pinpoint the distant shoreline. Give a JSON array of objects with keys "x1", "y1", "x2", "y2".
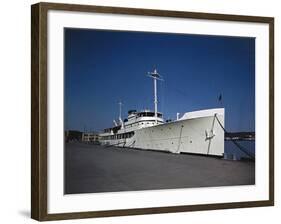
[{"x1": 225, "y1": 132, "x2": 255, "y2": 141}]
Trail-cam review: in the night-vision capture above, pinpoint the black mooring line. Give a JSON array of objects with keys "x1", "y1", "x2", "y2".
[{"x1": 214, "y1": 114, "x2": 255, "y2": 160}]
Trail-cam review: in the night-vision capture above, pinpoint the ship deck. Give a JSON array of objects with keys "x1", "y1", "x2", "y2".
[{"x1": 65, "y1": 142, "x2": 255, "y2": 194}]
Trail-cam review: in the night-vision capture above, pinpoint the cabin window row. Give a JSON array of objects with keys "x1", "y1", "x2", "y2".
[
  {"x1": 102, "y1": 131, "x2": 134, "y2": 140},
  {"x1": 125, "y1": 121, "x2": 156, "y2": 128}
]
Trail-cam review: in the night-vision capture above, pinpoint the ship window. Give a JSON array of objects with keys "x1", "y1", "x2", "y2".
[{"x1": 118, "y1": 131, "x2": 135, "y2": 138}]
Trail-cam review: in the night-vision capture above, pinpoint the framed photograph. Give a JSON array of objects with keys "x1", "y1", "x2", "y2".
[{"x1": 31, "y1": 2, "x2": 274, "y2": 221}]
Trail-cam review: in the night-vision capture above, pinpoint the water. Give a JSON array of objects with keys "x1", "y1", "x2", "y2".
[{"x1": 224, "y1": 140, "x2": 255, "y2": 160}]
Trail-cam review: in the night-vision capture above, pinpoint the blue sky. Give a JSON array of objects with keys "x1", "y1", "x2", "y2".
[{"x1": 64, "y1": 28, "x2": 255, "y2": 132}]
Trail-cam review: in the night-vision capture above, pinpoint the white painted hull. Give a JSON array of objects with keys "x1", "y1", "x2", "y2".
[{"x1": 99, "y1": 109, "x2": 225, "y2": 156}]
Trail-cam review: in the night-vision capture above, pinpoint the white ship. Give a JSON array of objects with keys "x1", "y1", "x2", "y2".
[{"x1": 99, "y1": 69, "x2": 225, "y2": 156}]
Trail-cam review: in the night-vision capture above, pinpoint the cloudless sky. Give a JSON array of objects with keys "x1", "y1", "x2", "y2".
[{"x1": 64, "y1": 28, "x2": 255, "y2": 132}]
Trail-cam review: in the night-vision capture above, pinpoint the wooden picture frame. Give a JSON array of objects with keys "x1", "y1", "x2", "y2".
[{"x1": 31, "y1": 2, "x2": 274, "y2": 221}]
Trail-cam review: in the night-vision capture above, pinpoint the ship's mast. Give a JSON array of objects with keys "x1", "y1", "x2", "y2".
[
  {"x1": 118, "y1": 101, "x2": 124, "y2": 128},
  {"x1": 118, "y1": 101, "x2": 122, "y2": 120},
  {"x1": 147, "y1": 68, "x2": 163, "y2": 124}
]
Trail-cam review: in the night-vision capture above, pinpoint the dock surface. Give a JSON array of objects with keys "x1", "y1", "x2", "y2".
[{"x1": 65, "y1": 143, "x2": 255, "y2": 194}]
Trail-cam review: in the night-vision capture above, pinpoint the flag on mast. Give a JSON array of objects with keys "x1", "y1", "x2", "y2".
[{"x1": 218, "y1": 93, "x2": 222, "y2": 103}]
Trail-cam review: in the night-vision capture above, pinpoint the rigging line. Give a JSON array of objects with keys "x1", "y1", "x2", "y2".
[
  {"x1": 126, "y1": 140, "x2": 136, "y2": 148},
  {"x1": 207, "y1": 115, "x2": 216, "y2": 155},
  {"x1": 160, "y1": 79, "x2": 165, "y2": 115},
  {"x1": 165, "y1": 82, "x2": 190, "y2": 99},
  {"x1": 231, "y1": 140, "x2": 255, "y2": 160},
  {"x1": 214, "y1": 114, "x2": 255, "y2": 160},
  {"x1": 176, "y1": 125, "x2": 184, "y2": 153},
  {"x1": 122, "y1": 138, "x2": 126, "y2": 148}
]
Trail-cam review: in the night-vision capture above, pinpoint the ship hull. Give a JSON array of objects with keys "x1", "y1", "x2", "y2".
[{"x1": 99, "y1": 109, "x2": 224, "y2": 156}]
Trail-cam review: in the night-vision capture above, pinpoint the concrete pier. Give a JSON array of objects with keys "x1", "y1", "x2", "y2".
[{"x1": 65, "y1": 142, "x2": 255, "y2": 194}]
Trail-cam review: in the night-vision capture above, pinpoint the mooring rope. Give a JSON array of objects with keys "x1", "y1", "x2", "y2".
[{"x1": 214, "y1": 114, "x2": 255, "y2": 160}]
